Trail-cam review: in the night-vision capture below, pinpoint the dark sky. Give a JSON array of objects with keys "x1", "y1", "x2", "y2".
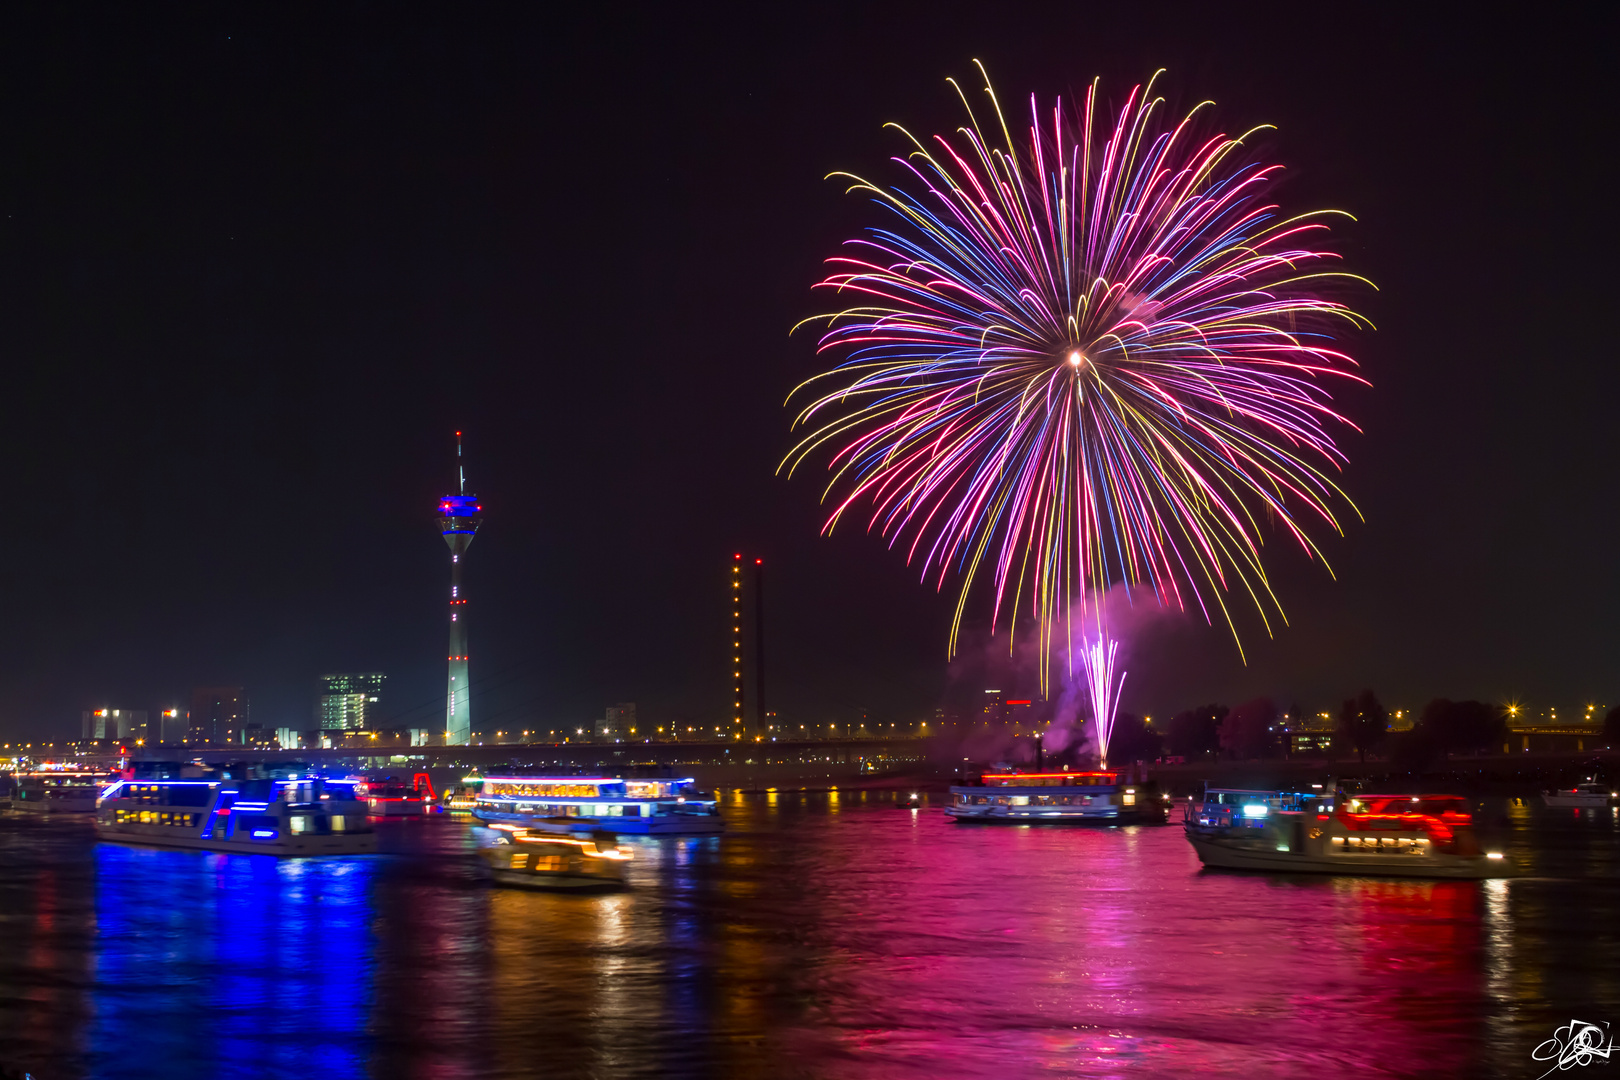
[{"x1": 0, "y1": 4, "x2": 1611, "y2": 740}]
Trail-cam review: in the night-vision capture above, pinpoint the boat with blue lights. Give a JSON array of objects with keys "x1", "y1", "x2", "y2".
[
  {"x1": 472, "y1": 776, "x2": 724, "y2": 834},
  {"x1": 96, "y1": 765, "x2": 379, "y2": 855},
  {"x1": 1183, "y1": 786, "x2": 1508, "y2": 878},
  {"x1": 945, "y1": 770, "x2": 1165, "y2": 825}
]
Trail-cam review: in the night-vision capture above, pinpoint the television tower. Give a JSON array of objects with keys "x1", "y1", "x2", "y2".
[{"x1": 438, "y1": 432, "x2": 481, "y2": 746}]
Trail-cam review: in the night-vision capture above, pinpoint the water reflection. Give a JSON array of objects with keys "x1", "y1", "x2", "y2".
[
  {"x1": 3, "y1": 797, "x2": 1620, "y2": 1077},
  {"x1": 92, "y1": 844, "x2": 376, "y2": 1079}
]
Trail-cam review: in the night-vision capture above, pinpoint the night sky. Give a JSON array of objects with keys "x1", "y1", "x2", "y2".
[{"x1": 0, "y1": 4, "x2": 1610, "y2": 740}]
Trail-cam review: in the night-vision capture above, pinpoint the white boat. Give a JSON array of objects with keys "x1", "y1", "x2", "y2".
[
  {"x1": 945, "y1": 770, "x2": 1165, "y2": 825},
  {"x1": 1541, "y1": 781, "x2": 1615, "y2": 809},
  {"x1": 96, "y1": 772, "x2": 379, "y2": 856},
  {"x1": 472, "y1": 823, "x2": 631, "y2": 890},
  {"x1": 9, "y1": 769, "x2": 111, "y2": 813},
  {"x1": 473, "y1": 776, "x2": 724, "y2": 834},
  {"x1": 1184, "y1": 789, "x2": 1508, "y2": 879},
  {"x1": 441, "y1": 774, "x2": 483, "y2": 812}
]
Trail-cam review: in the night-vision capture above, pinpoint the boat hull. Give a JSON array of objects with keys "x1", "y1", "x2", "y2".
[
  {"x1": 487, "y1": 867, "x2": 626, "y2": 892},
  {"x1": 96, "y1": 822, "x2": 380, "y2": 857},
  {"x1": 945, "y1": 806, "x2": 1151, "y2": 826},
  {"x1": 368, "y1": 801, "x2": 429, "y2": 817},
  {"x1": 1542, "y1": 795, "x2": 1612, "y2": 809},
  {"x1": 1185, "y1": 831, "x2": 1505, "y2": 879},
  {"x1": 9, "y1": 798, "x2": 97, "y2": 814}
]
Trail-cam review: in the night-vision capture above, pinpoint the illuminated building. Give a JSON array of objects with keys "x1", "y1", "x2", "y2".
[
  {"x1": 157, "y1": 708, "x2": 186, "y2": 744},
  {"x1": 317, "y1": 672, "x2": 386, "y2": 730},
  {"x1": 978, "y1": 690, "x2": 1035, "y2": 733},
  {"x1": 598, "y1": 702, "x2": 636, "y2": 741},
  {"x1": 438, "y1": 432, "x2": 482, "y2": 747},
  {"x1": 726, "y1": 554, "x2": 768, "y2": 739},
  {"x1": 731, "y1": 554, "x2": 744, "y2": 736},
  {"x1": 188, "y1": 686, "x2": 248, "y2": 746},
  {"x1": 81, "y1": 709, "x2": 147, "y2": 742}
]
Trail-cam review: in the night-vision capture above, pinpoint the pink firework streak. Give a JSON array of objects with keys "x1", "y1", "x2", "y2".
[
  {"x1": 1079, "y1": 637, "x2": 1126, "y2": 768},
  {"x1": 783, "y1": 64, "x2": 1371, "y2": 686}
]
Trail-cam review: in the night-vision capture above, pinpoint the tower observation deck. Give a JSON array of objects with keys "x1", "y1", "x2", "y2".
[{"x1": 438, "y1": 432, "x2": 481, "y2": 746}]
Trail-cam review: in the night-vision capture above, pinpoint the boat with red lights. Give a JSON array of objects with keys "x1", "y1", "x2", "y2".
[
  {"x1": 472, "y1": 822, "x2": 631, "y2": 891},
  {"x1": 97, "y1": 768, "x2": 378, "y2": 855},
  {"x1": 356, "y1": 773, "x2": 436, "y2": 816},
  {"x1": 1184, "y1": 788, "x2": 1508, "y2": 878},
  {"x1": 946, "y1": 771, "x2": 1165, "y2": 825}
]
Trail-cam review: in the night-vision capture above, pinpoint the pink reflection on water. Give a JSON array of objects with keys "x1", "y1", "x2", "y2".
[{"x1": 776, "y1": 803, "x2": 1488, "y2": 1078}]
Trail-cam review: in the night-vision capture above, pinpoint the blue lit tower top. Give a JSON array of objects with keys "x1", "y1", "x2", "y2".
[{"x1": 439, "y1": 432, "x2": 481, "y2": 746}]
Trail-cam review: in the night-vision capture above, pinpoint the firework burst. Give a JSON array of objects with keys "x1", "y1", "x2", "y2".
[{"x1": 783, "y1": 63, "x2": 1371, "y2": 686}]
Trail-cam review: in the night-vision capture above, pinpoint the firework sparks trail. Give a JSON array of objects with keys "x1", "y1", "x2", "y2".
[
  {"x1": 1079, "y1": 636, "x2": 1126, "y2": 769},
  {"x1": 782, "y1": 63, "x2": 1371, "y2": 687}
]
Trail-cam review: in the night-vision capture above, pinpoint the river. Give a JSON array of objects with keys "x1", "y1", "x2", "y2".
[{"x1": 0, "y1": 791, "x2": 1616, "y2": 1078}]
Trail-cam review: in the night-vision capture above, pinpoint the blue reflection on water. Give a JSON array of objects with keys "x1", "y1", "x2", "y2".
[{"x1": 91, "y1": 845, "x2": 377, "y2": 1080}]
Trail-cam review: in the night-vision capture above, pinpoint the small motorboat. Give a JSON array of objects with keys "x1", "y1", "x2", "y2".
[
  {"x1": 1541, "y1": 781, "x2": 1615, "y2": 809},
  {"x1": 473, "y1": 822, "x2": 631, "y2": 891},
  {"x1": 1185, "y1": 789, "x2": 1509, "y2": 879}
]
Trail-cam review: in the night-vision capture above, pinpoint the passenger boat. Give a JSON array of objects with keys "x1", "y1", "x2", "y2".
[
  {"x1": 8, "y1": 769, "x2": 111, "y2": 813},
  {"x1": 441, "y1": 774, "x2": 483, "y2": 812},
  {"x1": 472, "y1": 776, "x2": 724, "y2": 834},
  {"x1": 355, "y1": 772, "x2": 435, "y2": 816},
  {"x1": 472, "y1": 822, "x2": 631, "y2": 890},
  {"x1": 1541, "y1": 781, "x2": 1615, "y2": 809},
  {"x1": 1184, "y1": 788, "x2": 1508, "y2": 878},
  {"x1": 945, "y1": 771, "x2": 1165, "y2": 825},
  {"x1": 96, "y1": 770, "x2": 379, "y2": 855}
]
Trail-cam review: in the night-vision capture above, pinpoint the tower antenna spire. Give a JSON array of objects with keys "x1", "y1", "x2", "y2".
[{"x1": 438, "y1": 430, "x2": 482, "y2": 747}]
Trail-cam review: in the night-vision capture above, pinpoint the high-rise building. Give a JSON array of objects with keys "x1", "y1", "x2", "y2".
[
  {"x1": 730, "y1": 554, "x2": 743, "y2": 736},
  {"x1": 188, "y1": 687, "x2": 248, "y2": 746},
  {"x1": 438, "y1": 432, "x2": 481, "y2": 746},
  {"x1": 81, "y1": 709, "x2": 147, "y2": 741},
  {"x1": 726, "y1": 554, "x2": 768, "y2": 740},
  {"x1": 157, "y1": 708, "x2": 187, "y2": 744},
  {"x1": 597, "y1": 703, "x2": 637, "y2": 741},
  {"x1": 316, "y1": 672, "x2": 386, "y2": 730}
]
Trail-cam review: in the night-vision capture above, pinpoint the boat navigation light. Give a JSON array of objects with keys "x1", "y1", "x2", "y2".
[{"x1": 1486, "y1": 852, "x2": 1505, "y2": 860}]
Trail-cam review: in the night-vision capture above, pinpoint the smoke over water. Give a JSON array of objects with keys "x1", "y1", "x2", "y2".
[
  {"x1": 1033, "y1": 587, "x2": 1180, "y2": 764},
  {"x1": 940, "y1": 586, "x2": 1184, "y2": 768}
]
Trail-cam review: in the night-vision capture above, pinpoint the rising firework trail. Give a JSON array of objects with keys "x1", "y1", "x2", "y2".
[
  {"x1": 1078, "y1": 636, "x2": 1125, "y2": 769},
  {"x1": 783, "y1": 63, "x2": 1371, "y2": 686}
]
